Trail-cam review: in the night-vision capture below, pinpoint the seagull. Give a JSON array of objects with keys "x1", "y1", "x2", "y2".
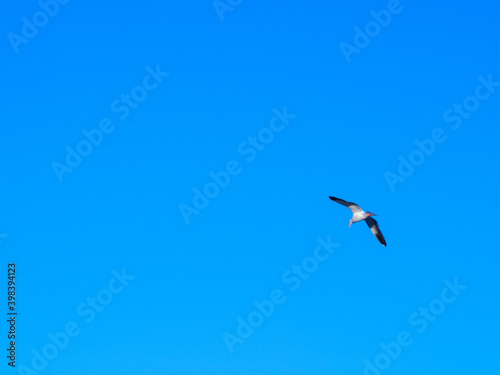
[{"x1": 329, "y1": 196, "x2": 387, "y2": 247}]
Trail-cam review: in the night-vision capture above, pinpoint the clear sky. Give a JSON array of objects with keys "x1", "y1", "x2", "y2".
[{"x1": 2, "y1": 0, "x2": 499, "y2": 374}]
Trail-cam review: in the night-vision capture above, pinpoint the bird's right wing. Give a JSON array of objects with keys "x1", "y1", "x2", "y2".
[
  {"x1": 329, "y1": 196, "x2": 363, "y2": 214},
  {"x1": 365, "y1": 217, "x2": 387, "y2": 247}
]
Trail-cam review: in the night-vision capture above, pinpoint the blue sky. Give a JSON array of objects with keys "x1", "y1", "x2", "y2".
[{"x1": 1, "y1": 0, "x2": 499, "y2": 374}]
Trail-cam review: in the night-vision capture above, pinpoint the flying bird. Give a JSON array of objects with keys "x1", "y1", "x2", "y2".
[{"x1": 329, "y1": 196, "x2": 387, "y2": 247}]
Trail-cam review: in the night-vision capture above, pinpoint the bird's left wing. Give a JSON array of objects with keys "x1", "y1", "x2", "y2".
[{"x1": 329, "y1": 196, "x2": 363, "y2": 213}]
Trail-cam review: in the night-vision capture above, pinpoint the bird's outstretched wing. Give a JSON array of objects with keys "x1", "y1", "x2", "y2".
[
  {"x1": 329, "y1": 196, "x2": 363, "y2": 214},
  {"x1": 364, "y1": 217, "x2": 387, "y2": 247}
]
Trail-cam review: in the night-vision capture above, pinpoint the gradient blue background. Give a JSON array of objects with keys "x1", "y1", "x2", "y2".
[{"x1": 2, "y1": 0, "x2": 499, "y2": 374}]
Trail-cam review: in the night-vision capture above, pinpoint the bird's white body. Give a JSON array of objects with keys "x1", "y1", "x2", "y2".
[{"x1": 351, "y1": 211, "x2": 372, "y2": 223}]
